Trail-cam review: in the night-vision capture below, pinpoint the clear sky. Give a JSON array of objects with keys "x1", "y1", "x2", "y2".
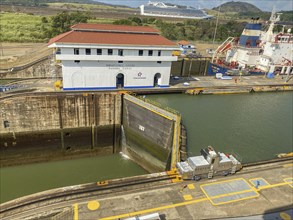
[{"x1": 94, "y1": 0, "x2": 292, "y2": 12}]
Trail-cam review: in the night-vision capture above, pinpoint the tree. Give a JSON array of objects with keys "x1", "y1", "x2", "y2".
[{"x1": 47, "y1": 11, "x2": 92, "y2": 37}]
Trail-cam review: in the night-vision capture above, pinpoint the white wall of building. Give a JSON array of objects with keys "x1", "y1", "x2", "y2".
[
  {"x1": 62, "y1": 60, "x2": 172, "y2": 90},
  {"x1": 53, "y1": 43, "x2": 177, "y2": 90}
]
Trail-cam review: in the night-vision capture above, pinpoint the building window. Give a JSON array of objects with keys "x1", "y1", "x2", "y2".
[
  {"x1": 118, "y1": 61, "x2": 123, "y2": 63},
  {"x1": 108, "y1": 49, "x2": 113, "y2": 55},
  {"x1": 158, "y1": 50, "x2": 161, "y2": 56},
  {"x1": 118, "y1": 49, "x2": 123, "y2": 56},
  {"x1": 139, "y1": 50, "x2": 143, "y2": 56},
  {"x1": 148, "y1": 50, "x2": 153, "y2": 56},
  {"x1": 56, "y1": 48, "x2": 61, "y2": 54},
  {"x1": 85, "y1": 48, "x2": 91, "y2": 55},
  {"x1": 74, "y1": 48, "x2": 79, "y2": 55},
  {"x1": 74, "y1": 60, "x2": 80, "y2": 63},
  {"x1": 97, "y1": 49, "x2": 102, "y2": 55},
  {"x1": 157, "y1": 61, "x2": 162, "y2": 64}
]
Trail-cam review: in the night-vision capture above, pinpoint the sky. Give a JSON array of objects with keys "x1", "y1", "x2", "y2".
[{"x1": 94, "y1": 0, "x2": 293, "y2": 12}]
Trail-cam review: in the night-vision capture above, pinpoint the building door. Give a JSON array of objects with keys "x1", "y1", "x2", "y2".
[
  {"x1": 154, "y1": 73, "x2": 161, "y2": 87},
  {"x1": 72, "y1": 70, "x2": 84, "y2": 88},
  {"x1": 116, "y1": 73, "x2": 124, "y2": 88}
]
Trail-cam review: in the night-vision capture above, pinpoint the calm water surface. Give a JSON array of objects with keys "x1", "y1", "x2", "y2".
[
  {"x1": 1, "y1": 92, "x2": 292, "y2": 203},
  {"x1": 149, "y1": 92, "x2": 293, "y2": 163},
  {"x1": 0, "y1": 154, "x2": 147, "y2": 203}
]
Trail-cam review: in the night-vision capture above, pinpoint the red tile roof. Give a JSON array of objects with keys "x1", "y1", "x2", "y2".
[
  {"x1": 49, "y1": 30, "x2": 177, "y2": 47},
  {"x1": 48, "y1": 30, "x2": 73, "y2": 45},
  {"x1": 178, "y1": 40, "x2": 191, "y2": 45},
  {"x1": 71, "y1": 23, "x2": 160, "y2": 33}
]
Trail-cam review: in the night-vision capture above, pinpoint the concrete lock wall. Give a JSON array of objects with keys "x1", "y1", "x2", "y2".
[
  {"x1": 0, "y1": 57, "x2": 62, "y2": 79},
  {"x1": 171, "y1": 59, "x2": 210, "y2": 76},
  {"x1": 0, "y1": 93, "x2": 121, "y2": 166},
  {"x1": 122, "y1": 97, "x2": 174, "y2": 172}
]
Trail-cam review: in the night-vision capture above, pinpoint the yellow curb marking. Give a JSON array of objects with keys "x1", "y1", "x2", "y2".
[
  {"x1": 73, "y1": 203, "x2": 78, "y2": 220},
  {"x1": 183, "y1": 195, "x2": 193, "y2": 200},
  {"x1": 283, "y1": 163, "x2": 293, "y2": 167},
  {"x1": 87, "y1": 201, "x2": 100, "y2": 211},
  {"x1": 188, "y1": 184, "x2": 195, "y2": 190},
  {"x1": 280, "y1": 212, "x2": 291, "y2": 220},
  {"x1": 172, "y1": 176, "x2": 183, "y2": 183}
]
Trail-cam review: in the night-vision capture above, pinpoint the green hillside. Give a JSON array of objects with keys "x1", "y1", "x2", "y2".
[
  {"x1": 0, "y1": 0, "x2": 129, "y2": 7},
  {"x1": 213, "y1": 1, "x2": 262, "y2": 13}
]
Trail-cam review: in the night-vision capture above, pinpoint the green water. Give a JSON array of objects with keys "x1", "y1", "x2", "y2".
[
  {"x1": 0, "y1": 154, "x2": 147, "y2": 203},
  {"x1": 148, "y1": 92, "x2": 293, "y2": 163},
  {"x1": 1, "y1": 92, "x2": 292, "y2": 203}
]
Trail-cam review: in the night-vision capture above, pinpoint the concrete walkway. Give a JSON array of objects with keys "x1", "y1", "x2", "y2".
[
  {"x1": 1, "y1": 75, "x2": 292, "y2": 96},
  {"x1": 87, "y1": 161, "x2": 293, "y2": 219}
]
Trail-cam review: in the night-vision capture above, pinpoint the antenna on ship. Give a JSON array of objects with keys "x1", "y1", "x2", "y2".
[{"x1": 212, "y1": 2, "x2": 221, "y2": 44}]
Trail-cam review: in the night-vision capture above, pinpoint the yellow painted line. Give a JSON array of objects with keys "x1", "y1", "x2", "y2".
[
  {"x1": 99, "y1": 197, "x2": 208, "y2": 220},
  {"x1": 200, "y1": 178, "x2": 260, "y2": 206},
  {"x1": 73, "y1": 203, "x2": 78, "y2": 220},
  {"x1": 200, "y1": 178, "x2": 245, "y2": 187},
  {"x1": 200, "y1": 178, "x2": 259, "y2": 194},
  {"x1": 183, "y1": 194, "x2": 193, "y2": 200},
  {"x1": 283, "y1": 163, "x2": 293, "y2": 167},
  {"x1": 126, "y1": 98, "x2": 173, "y2": 121},
  {"x1": 283, "y1": 177, "x2": 293, "y2": 188},
  {"x1": 256, "y1": 181, "x2": 292, "y2": 190},
  {"x1": 283, "y1": 177, "x2": 293, "y2": 182},
  {"x1": 188, "y1": 184, "x2": 195, "y2": 190},
  {"x1": 101, "y1": 178, "x2": 293, "y2": 219},
  {"x1": 209, "y1": 188, "x2": 258, "y2": 200},
  {"x1": 210, "y1": 193, "x2": 259, "y2": 206},
  {"x1": 248, "y1": 177, "x2": 270, "y2": 188},
  {"x1": 171, "y1": 115, "x2": 181, "y2": 168}
]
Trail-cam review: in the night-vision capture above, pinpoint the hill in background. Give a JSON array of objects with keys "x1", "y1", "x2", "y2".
[
  {"x1": 213, "y1": 1, "x2": 262, "y2": 13},
  {"x1": 0, "y1": 0, "x2": 130, "y2": 8}
]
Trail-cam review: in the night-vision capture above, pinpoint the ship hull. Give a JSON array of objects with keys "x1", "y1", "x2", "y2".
[{"x1": 207, "y1": 63, "x2": 265, "y2": 76}]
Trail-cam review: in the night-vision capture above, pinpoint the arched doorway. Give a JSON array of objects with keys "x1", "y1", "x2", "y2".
[
  {"x1": 116, "y1": 73, "x2": 124, "y2": 88},
  {"x1": 154, "y1": 73, "x2": 161, "y2": 87},
  {"x1": 72, "y1": 70, "x2": 84, "y2": 88}
]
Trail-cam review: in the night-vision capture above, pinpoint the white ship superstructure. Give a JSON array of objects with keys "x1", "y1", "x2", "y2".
[
  {"x1": 209, "y1": 9, "x2": 292, "y2": 77},
  {"x1": 257, "y1": 11, "x2": 292, "y2": 75},
  {"x1": 140, "y1": 1, "x2": 213, "y2": 20}
]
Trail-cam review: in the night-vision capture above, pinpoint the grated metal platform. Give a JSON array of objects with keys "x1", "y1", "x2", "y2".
[
  {"x1": 249, "y1": 178, "x2": 270, "y2": 189},
  {"x1": 284, "y1": 177, "x2": 293, "y2": 188},
  {"x1": 200, "y1": 178, "x2": 259, "y2": 205}
]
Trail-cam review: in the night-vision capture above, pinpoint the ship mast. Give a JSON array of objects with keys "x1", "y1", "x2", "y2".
[{"x1": 263, "y1": 7, "x2": 281, "y2": 42}]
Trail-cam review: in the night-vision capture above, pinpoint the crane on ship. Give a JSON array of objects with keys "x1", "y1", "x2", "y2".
[{"x1": 211, "y1": 37, "x2": 234, "y2": 64}]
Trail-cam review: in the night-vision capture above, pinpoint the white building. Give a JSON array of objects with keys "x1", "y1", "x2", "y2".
[{"x1": 48, "y1": 23, "x2": 178, "y2": 90}]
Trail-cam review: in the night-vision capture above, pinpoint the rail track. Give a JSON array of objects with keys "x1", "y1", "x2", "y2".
[
  {"x1": 1, "y1": 157, "x2": 292, "y2": 219},
  {"x1": 0, "y1": 172, "x2": 177, "y2": 218}
]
